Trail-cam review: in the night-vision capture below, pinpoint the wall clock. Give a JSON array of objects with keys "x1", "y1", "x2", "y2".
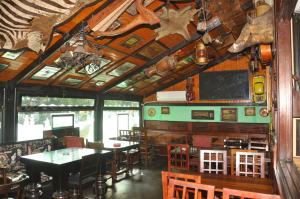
[{"x1": 148, "y1": 108, "x2": 156, "y2": 117}]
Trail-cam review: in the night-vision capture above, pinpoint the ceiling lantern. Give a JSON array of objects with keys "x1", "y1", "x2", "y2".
[{"x1": 195, "y1": 41, "x2": 208, "y2": 66}]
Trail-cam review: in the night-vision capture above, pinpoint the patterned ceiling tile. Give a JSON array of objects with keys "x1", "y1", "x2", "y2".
[{"x1": 137, "y1": 42, "x2": 167, "y2": 59}]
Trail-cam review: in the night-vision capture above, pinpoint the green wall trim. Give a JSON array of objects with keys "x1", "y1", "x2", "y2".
[{"x1": 144, "y1": 105, "x2": 270, "y2": 124}]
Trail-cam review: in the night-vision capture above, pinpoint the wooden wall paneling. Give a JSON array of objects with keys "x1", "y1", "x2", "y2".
[
  {"x1": 276, "y1": 19, "x2": 293, "y2": 161},
  {"x1": 293, "y1": 89, "x2": 300, "y2": 117}
]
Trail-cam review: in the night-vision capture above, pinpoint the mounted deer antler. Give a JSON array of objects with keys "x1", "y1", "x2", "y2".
[{"x1": 92, "y1": 0, "x2": 160, "y2": 38}]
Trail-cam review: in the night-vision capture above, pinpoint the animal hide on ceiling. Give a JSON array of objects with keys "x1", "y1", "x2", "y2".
[
  {"x1": 228, "y1": 8, "x2": 274, "y2": 53},
  {"x1": 0, "y1": 0, "x2": 95, "y2": 53},
  {"x1": 155, "y1": 6, "x2": 198, "y2": 40}
]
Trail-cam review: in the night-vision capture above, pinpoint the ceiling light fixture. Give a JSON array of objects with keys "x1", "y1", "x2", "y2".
[{"x1": 56, "y1": 26, "x2": 105, "y2": 75}]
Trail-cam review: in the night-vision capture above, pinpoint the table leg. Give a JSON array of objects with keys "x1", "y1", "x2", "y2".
[
  {"x1": 95, "y1": 155, "x2": 108, "y2": 199},
  {"x1": 25, "y1": 183, "x2": 42, "y2": 199},
  {"x1": 52, "y1": 167, "x2": 69, "y2": 199},
  {"x1": 24, "y1": 166, "x2": 42, "y2": 199},
  {"x1": 111, "y1": 151, "x2": 117, "y2": 183}
]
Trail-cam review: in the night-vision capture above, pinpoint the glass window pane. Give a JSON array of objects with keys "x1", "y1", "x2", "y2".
[
  {"x1": 103, "y1": 110, "x2": 139, "y2": 141},
  {"x1": 17, "y1": 111, "x2": 94, "y2": 141},
  {"x1": 104, "y1": 100, "x2": 139, "y2": 107},
  {"x1": 21, "y1": 96, "x2": 95, "y2": 107}
]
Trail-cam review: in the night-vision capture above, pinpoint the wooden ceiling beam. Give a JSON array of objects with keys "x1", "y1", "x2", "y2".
[
  {"x1": 10, "y1": 0, "x2": 114, "y2": 86},
  {"x1": 144, "y1": 52, "x2": 239, "y2": 97},
  {"x1": 99, "y1": 32, "x2": 202, "y2": 93}
]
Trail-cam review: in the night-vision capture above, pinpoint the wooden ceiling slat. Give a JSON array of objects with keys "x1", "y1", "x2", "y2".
[
  {"x1": 100, "y1": 32, "x2": 203, "y2": 93},
  {"x1": 11, "y1": 0, "x2": 113, "y2": 85},
  {"x1": 143, "y1": 52, "x2": 239, "y2": 97}
]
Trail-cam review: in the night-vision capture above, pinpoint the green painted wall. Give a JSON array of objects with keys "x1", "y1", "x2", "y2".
[{"x1": 144, "y1": 105, "x2": 270, "y2": 124}]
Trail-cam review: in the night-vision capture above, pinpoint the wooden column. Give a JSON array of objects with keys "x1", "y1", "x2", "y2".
[
  {"x1": 276, "y1": 19, "x2": 293, "y2": 161},
  {"x1": 94, "y1": 95, "x2": 104, "y2": 141},
  {"x1": 2, "y1": 84, "x2": 17, "y2": 143}
]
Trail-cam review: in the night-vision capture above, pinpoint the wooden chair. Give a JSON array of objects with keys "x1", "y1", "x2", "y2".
[
  {"x1": 118, "y1": 130, "x2": 133, "y2": 141},
  {"x1": 68, "y1": 153, "x2": 100, "y2": 198},
  {"x1": 0, "y1": 174, "x2": 29, "y2": 199},
  {"x1": 86, "y1": 140, "x2": 104, "y2": 150},
  {"x1": 236, "y1": 151, "x2": 265, "y2": 178},
  {"x1": 167, "y1": 144, "x2": 190, "y2": 172},
  {"x1": 230, "y1": 149, "x2": 257, "y2": 175},
  {"x1": 140, "y1": 128, "x2": 153, "y2": 166},
  {"x1": 161, "y1": 171, "x2": 201, "y2": 199},
  {"x1": 200, "y1": 150, "x2": 227, "y2": 175},
  {"x1": 190, "y1": 135, "x2": 212, "y2": 171},
  {"x1": 167, "y1": 179, "x2": 215, "y2": 199},
  {"x1": 64, "y1": 136, "x2": 85, "y2": 148},
  {"x1": 248, "y1": 138, "x2": 269, "y2": 152},
  {"x1": 223, "y1": 188, "x2": 281, "y2": 199}
]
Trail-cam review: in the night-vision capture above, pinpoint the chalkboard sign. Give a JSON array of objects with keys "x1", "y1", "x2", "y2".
[{"x1": 200, "y1": 70, "x2": 250, "y2": 100}]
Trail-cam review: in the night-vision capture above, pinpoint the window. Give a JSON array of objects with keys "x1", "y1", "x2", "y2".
[
  {"x1": 18, "y1": 96, "x2": 95, "y2": 141},
  {"x1": 104, "y1": 100, "x2": 139, "y2": 107},
  {"x1": 103, "y1": 100, "x2": 140, "y2": 141},
  {"x1": 103, "y1": 110, "x2": 139, "y2": 141}
]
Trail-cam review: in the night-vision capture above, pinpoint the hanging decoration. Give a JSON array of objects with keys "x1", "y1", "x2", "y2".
[
  {"x1": 92, "y1": 0, "x2": 160, "y2": 38},
  {"x1": 186, "y1": 77, "x2": 195, "y2": 101},
  {"x1": 228, "y1": 7, "x2": 273, "y2": 53},
  {"x1": 144, "y1": 55, "x2": 177, "y2": 77},
  {"x1": 154, "y1": 6, "x2": 198, "y2": 40},
  {"x1": 195, "y1": 41, "x2": 208, "y2": 66}
]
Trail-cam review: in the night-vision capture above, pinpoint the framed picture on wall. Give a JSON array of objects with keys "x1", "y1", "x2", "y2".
[
  {"x1": 221, "y1": 108, "x2": 237, "y2": 122},
  {"x1": 245, "y1": 107, "x2": 256, "y2": 116},
  {"x1": 161, "y1": 107, "x2": 170, "y2": 114},
  {"x1": 293, "y1": 118, "x2": 300, "y2": 157},
  {"x1": 191, "y1": 110, "x2": 214, "y2": 120}
]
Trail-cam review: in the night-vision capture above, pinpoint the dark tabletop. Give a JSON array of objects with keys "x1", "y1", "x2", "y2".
[
  {"x1": 103, "y1": 140, "x2": 139, "y2": 150},
  {"x1": 20, "y1": 147, "x2": 111, "y2": 165}
]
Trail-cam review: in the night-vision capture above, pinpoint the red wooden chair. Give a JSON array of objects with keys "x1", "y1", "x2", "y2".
[
  {"x1": 167, "y1": 178, "x2": 215, "y2": 199},
  {"x1": 161, "y1": 171, "x2": 201, "y2": 199},
  {"x1": 223, "y1": 188, "x2": 281, "y2": 199},
  {"x1": 63, "y1": 136, "x2": 85, "y2": 148},
  {"x1": 167, "y1": 144, "x2": 190, "y2": 172}
]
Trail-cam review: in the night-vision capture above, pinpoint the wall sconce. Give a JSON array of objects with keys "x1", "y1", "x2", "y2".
[{"x1": 195, "y1": 41, "x2": 208, "y2": 66}]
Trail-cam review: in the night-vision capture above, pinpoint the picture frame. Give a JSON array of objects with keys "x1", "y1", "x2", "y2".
[
  {"x1": 245, "y1": 107, "x2": 256, "y2": 116},
  {"x1": 161, "y1": 107, "x2": 170, "y2": 114},
  {"x1": 293, "y1": 118, "x2": 300, "y2": 157},
  {"x1": 221, "y1": 108, "x2": 237, "y2": 122},
  {"x1": 191, "y1": 110, "x2": 214, "y2": 120}
]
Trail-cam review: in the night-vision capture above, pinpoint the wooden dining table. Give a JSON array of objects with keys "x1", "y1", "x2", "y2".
[
  {"x1": 201, "y1": 173, "x2": 276, "y2": 194},
  {"x1": 20, "y1": 147, "x2": 112, "y2": 199},
  {"x1": 103, "y1": 140, "x2": 140, "y2": 183}
]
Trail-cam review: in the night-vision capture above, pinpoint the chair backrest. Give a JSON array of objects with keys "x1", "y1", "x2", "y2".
[
  {"x1": 200, "y1": 150, "x2": 227, "y2": 175},
  {"x1": 0, "y1": 174, "x2": 29, "y2": 199},
  {"x1": 64, "y1": 136, "x2": 85, "y2": 148},
  {"x1": 79, "y1": 153, "x2": 100, "y2": 182},
  {"x1": 223, "y1": 188, "x2": 281, "y2": 199},
  {"x1": 86, "y1": 140, "x2": 104, "y2": 150},
  {"x1": 248, "y1": 138, "x2": 269, "y2": 152},
  {"x1": 167, "y1": 179, "x2": 215, "y2": 199},
  {"x1": 167, "y1": 144, "x2": 190, "y2": 172},
  {"x1": 230, "y1": 149, "x2": 257, "y2": 175},
  {"x1": 118, "y1": 130, "x2": 132, "y2": 141},
  {"x1": 161, "y1": 171, "x2": 201, "y2": 199},
  {"x1": 192, "y1": 135, "x2": 212, "y2": 148},
  {"x1": 236, "y1": 151, "x2": 265, "y2": 178}
]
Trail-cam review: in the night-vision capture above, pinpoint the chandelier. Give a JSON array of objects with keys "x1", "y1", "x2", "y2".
[{"x1": 56, "y1": 29, "x2": 104, "y2": 75}]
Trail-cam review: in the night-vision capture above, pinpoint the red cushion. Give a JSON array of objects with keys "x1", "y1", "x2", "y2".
[{"x1": 64, "y1": 136, "x2": 84, "y2": 148}]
